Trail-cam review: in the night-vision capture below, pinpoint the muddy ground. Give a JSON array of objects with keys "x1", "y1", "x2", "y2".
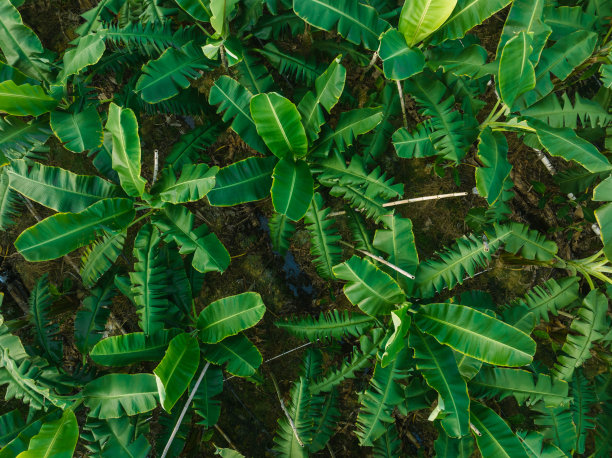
[{"x1": 0, "y1": 1, "x2": 607, "y2": 456}]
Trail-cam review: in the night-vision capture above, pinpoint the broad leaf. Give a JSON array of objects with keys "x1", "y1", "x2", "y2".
[
  {"x1": 17, "y1": 410, "x2": 78, "y2": 458},
  {"x1": 8, "y1": 160, "x2": 122, "y2": 213},
  {"x1": 0, "y1": 81, "x2": 56, "y2": 116},
  {"x1": 499, "y1": 31, "x2": 535, "y2": 109},
  {"x1": 105, "y1": 103, "x2": 147, "y2": 197},
  {"x1": 197, "y1": 292, "x2": 266, "y2": 343},
  {"x1": 414, "y1": 303, "x2": 536, "y2": 366},
  {"x1": 14, "y1": 198, "x2": 134, "y2": 262},
  {"x1": 90, "y1": 330, "x2": 176, "y2": 366},
  {"x1": 271, "y1": 158, "x2": 313, "y2": 222},
  {"x1": 378, "y1": 28, "x2": 425, "y2": 81},
  {"x1": 202, "y1": 333, "x2": 262, "y2": 377},
  {"x1": 250, "y1": 92, "x2": 307, "y2": 159},
  {"x1": 84, "y1": 374, "x2": 159, "y2": 419},
  {"x1": 332, "y1": 255, "x2": 405, "y2": 317},
  {"x1": 399, "y1": 0, "x2": 457, "y2": 46},
  {"x1": 470, "y1": 402, "x2": 529, "y2": 458},
  {"x1": 293, "y1": 0, "x2": 389, "y2": 50},
  {"x1": 153, "y1": 163, "x2": 218, "y2": 204},
  {"x1": 475, "y1": 128, "x2": 512, "y2": 205},
  {"x1": 50, "y1": 106, "x2": 103, "y2": 153},
  {"x1": 207, "y1": 156, "x2": 276, "y2": 206},
  {"x1": 154, "y1": 333, "x2": 200, "y2": 412}
]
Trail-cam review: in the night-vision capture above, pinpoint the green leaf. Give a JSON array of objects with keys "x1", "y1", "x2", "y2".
[
  {"x1": 154, "y1": 333, "x2": 200, "y2": 412},
  {"x1": 271, "y1": 158, "x2": 313, "y2": 222},
  {"x1": 153, "y1": 163, "x2": 217, "y2": 204},
  {"x1": 210, "y1": 0, "x2": 239, "y2": 37},
  {"x1": 174, "y1": 0, "x2": 210, "y2": 21},
  {"x1": 235, "y1": 51, "x2": 275, "y2": 94},
  {"x1": 83, "y1": 416, "x2": 151, "y2": 458},
  {"x1": 152, "y1": 204, "x2": 230, "y2": 274},
  {"x1": 533, "y1": 403, "x2": 576, "y2": 455},
  {"x1": 475, "y1": 128, "x2": 512, "y2": 205},
  {"x1": 517, "y1": 430, "x2": 566, "y2": 458},
  {"x1": 129, "y1": 224, "x2": 171, "y2": 335},
  {"x1": 298, "y1": 56, "x2": 346, "y2": 142},
  {"x1": 202, "y1": 333, "x2": 262, "y2": 377},
  {"x1": 0, "y1": 81, "x2": 56, "y2": 116},
  {"x1": 571, "y1": 370, "x2": 597, "y2": 454},
  {"x1": 372, "y1": 424, "x2": 402, "y2": 458},
  {"x1": 164, "y1": 121, "x2": 222, "y2": 170},
  {"x1": 310, "y1": 329, "x2": 384, "y2": 394},
  {"x1": 250, "y1": 92, "x2": 308, "y2": 159},
  {"x1": 197, "y1": 292, "x2": 266, "y2": 343},
  {"x1": 314, "y1": 152, "x2": 403, "y2": 200},
  {"x1": 332, "y1": 255, "x2": 405, "y2": 317},
  {"x1": 293, "y1": 0, "x2": 389, "y2": 50},
  {"x1": 192, "y1": 365, "x2": 223, "y2": 429},
  {"x1": 135, "y1": 43, "x2": 212, "y2": 103},
  {"x1": 427, "y1": 43, "x2": 488, "y2": 78},
  {"x1": 356, "y1": 355, "x2": 409, "y2": 445},
  {"x1": 528, "y1": 118, "x2": 611, "y2": 173},
  {"x1": 256, "y1": 42, "x2": 321, "y2": 86},
  {"x1": 414, "y1": 232, "x2": 502, "y2": 297},
  {"x1": 0, "y1": 115, "x2": 50, "y2": 159},
  {"x1": 596, "y1": 202, "x2": 612, "y2": 261},
  {"x1": 50, "y1": 106, "x2": 103, "y2": 153},
  {"x1": 373, "y1": 214, "x2": 419, "y2": 289},
  {"x1": 414, "y1": 302, "x2": 536, "y2": 366},
  {"x1": 17, "y1": 410, "x2": 78, "y2": 458},
  {"x1": 553, "y1": 290, "x2": 608, "y2": 381},
  {"x1": 381, "y1": 305, "x2": 411, "y2": 367},
  {"x1": 404, "y1": 74, "x2": 476, "y2": 162},
  {"x1": 84, "y1": 373, "x2": 159, "y2": 419},
  {"x1": 497, "y1": 0, "x2": 548, "y2": 57},
  {"x1": 105, "y1": 103, "x2": 147, "y2": 197},
  {"x1": 14, "y1": 197, "x2": 135, "y2": 262},
  {"x1": 399, "y1": 0, "x2": 457, "y2": 46},
  {"x1": 506, "y1": 276, "x2": 579, "y2": 322},
  {"x1": 499, "y1": 31, "x2": 536, "y2": 109},
  {"x1": 312, "y1": 107, "x2": 383, "y2": 157},
  {"x1": 0, "y1": 1, "x2": 52, "y2": 82},
  {"x1": 521, "y1": 92, "x2": 612, "y2": 129},
  {"x1": 60, "y1": 32, "x2": 105, "y2": 81},
  {"x1": 433, "y1": 422, "x2": 475, "y2": 457},
  {"x1": 90, "y1": 330, "x2": 176, "y2": 366},
  {"x1": 7, "y1": 160, "x2": 122, "y2": 213},
  {"x1": 470, "y1": 402, "x2": 529, "y2": 458},
  {"x1": 275, "y1": 309, "x2": 375, "y2": 342},
  {"x1": 470, "y1": 367, "x2": 570, "y2": 407},
  {"x1": 80, "y1": 229, "x2": 126, "y2": 288},
  {"x1": 304, "y1": 192, "x2": 342, "y2": 279},
  {"x1": 207, "y1": 156, "x2": 275, "y2": 206},
  {"x1": 74, "y1": 280, "x2": 115, "y2": 355},
  {"x1": 520, "y1": 30, "x2": 597, "y2": 107},
  {"x1": 208, "y1": 76, "x2": 267, "y2": 153},
  {"x1": 29, "y1": 275, "x2": 61, "y2": 364},
  {"x1": 268, "y1": 211, "x2": 296, "y2": 255},
  {"x1": 409, "y1": 329, "x2": 469, "y2": 437},
  {"x1": 378, "y1": 28, "x2": 425, "y2": 81},
  {"x1": 498, "y1": 222, "x2": 558, "y2": 261},
  {"x1": 430, "y1": 0, "x2": 511, "y2": 44}
]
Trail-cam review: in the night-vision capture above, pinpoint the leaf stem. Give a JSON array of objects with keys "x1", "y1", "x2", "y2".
[
  {"x1": 127, "y1": 209, "x2": 156, "y2": 229},
  {"x1": 396, "y1": 80, "x2": 408, "y2": 128},
  {"x1": 161, "y1": 362, "x2": 210, "y2": 458}
]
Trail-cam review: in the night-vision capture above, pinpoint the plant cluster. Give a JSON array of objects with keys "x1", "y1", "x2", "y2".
[{"x1": 0, "y1": 0, "x2": 611, "y2": 456}]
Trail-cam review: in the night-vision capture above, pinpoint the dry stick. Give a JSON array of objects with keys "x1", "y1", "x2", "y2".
[
  {"x1": 214, "y1": 424, "x2": 239, "y2": 451},
  {"x1": 328, "y1": 192, "x2": 468, "y2": 217},
  {"x1": 152, "y1": 149, "x2": 159, "y2": 184},
  {"x1": 339, "y1": 240, "x2": 415, "y2": 280},
  {"x1": 396, "y1": 80, "x2": 408, "y2": 128},
  {"x1": 270, "y1": 371, "x2": 305, "y2": 448},
  {"x1": 20, "y1": 196, "x2": 126, "y2": 335},
  {"x1": 161, "y1": 362, "x2": 211, "y2": 458}
]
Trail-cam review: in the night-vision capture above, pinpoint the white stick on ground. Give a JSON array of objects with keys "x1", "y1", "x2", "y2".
[
  {"x1": 152, "y1": 149, "x2": 159, "y2": 184},
  {"x1": 396, "y1": 80, "x2": 408, "y2": 128},
  {"x1": 328, "y1": 192, "x2": 468, "y2": 217},
  {"x1": 161, "y1": 362, "x2": 211, "y2": 458}
]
